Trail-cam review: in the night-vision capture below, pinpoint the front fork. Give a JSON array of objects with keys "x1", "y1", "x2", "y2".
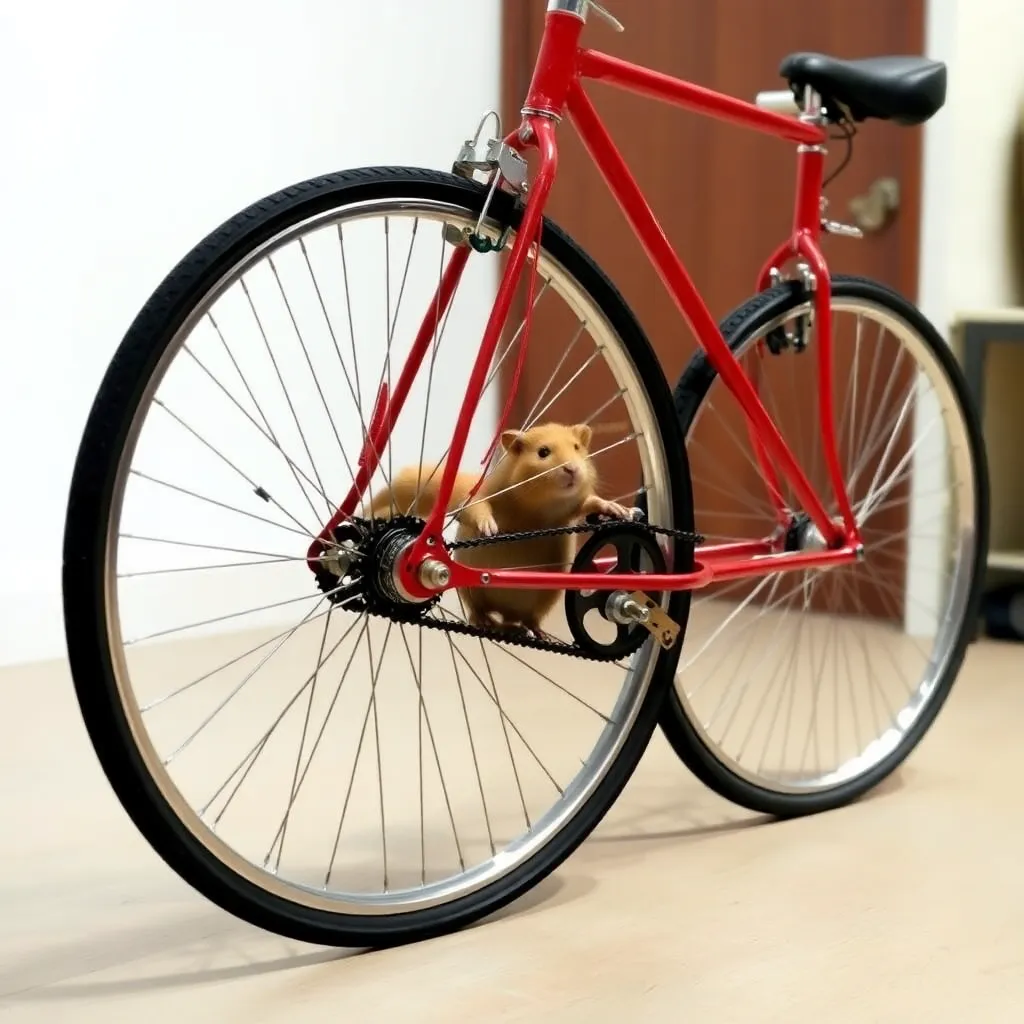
[{"x1": 306, "y1": 114, "x2": 558, "y2": 591}]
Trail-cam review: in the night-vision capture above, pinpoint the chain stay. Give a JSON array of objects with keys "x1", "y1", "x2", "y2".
[
  {"x1": 406, "y1": 515, "x2": 702, "y2": 662},
  {"x1": 327, "y1": 515, "x2": 701, "y2": 662}
]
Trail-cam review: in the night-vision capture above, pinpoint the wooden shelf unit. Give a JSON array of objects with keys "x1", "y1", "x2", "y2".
[{"x1": 952, "y1": 309, "x2": 1024, "y2": 574}]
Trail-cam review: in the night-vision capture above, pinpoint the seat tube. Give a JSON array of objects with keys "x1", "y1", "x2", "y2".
[
  {"x1": 792, "y1": 86, "x2": 858, "y2": 545},
  {"x1": 793, "y1": 86, "x2": 826, "y2": 244}
]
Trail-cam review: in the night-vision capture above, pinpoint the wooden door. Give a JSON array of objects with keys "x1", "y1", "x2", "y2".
[{"x1": 500, "y1": 0, "x2": 926, "y2": 619}]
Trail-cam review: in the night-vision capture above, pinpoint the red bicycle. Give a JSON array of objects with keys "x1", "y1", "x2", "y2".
[{"x1": 64, "y1": 0, "x2": 987, "y2": 947}]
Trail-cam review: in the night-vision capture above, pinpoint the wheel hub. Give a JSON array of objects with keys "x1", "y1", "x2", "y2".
[
  {"x1": 783, "y1": 511, "x2": 847, "y2": 561},
  {"x1": 314, "y1": 516, "x2": 440, "y2": 621}
]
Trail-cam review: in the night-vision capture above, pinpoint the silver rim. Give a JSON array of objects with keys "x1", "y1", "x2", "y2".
[
  {"x1": 102, "y1": 195, "x2": 674, "y2": 915},
  {"x1": 675, "y1": 296, "x2": 976, "y2": 794}
]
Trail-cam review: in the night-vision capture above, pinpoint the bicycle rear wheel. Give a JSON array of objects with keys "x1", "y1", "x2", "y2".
[
  {"x1": 659, "y1": 276, "x2": 988, "y2": 816},
  {"x1": 63, "y1": 166, "x2": 693, "y2": 946}
]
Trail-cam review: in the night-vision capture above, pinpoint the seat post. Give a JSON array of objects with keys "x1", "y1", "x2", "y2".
[
  {"x1": 791, "y1": 85, "x2": 827, "y2": 243},
  {"x1": 801, "y1": 85, "x2": 825, "y2": 125}
]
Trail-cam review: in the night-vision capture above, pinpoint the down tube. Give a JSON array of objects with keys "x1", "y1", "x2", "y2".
[{"x1": 565, "y1": 81, "x2": 842, "y2": 546}]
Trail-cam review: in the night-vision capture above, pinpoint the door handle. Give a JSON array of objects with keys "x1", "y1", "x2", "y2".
[{"x1": 848, "y1": 177, "x2": 900, "y2": 233}]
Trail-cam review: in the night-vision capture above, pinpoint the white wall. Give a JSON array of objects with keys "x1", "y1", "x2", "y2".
[
  {"x1": 917, "y1": 0, "x2": 1024, "y2": 565},
  {"x1": 918, "y1": 0, "x2": 1024, "y2": 329},
  {"x1": 0, "y1": 0, "x2": 501, "y2": 665}
]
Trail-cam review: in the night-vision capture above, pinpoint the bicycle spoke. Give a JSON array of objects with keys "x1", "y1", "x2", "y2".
[
  {"x1": 265, "y1": 607, "x2": 336, "y2": 871},
  {"x1": 119, "y1": 557, "x2": 297, "y2": 579},
  {"x1": 518, "y1": 320, "x2": 589, "y2": 431},
  {"x1": 731, "y1": 581, "x2": 802, "y2": 762},
  {"x1": 181, "y1": 607, "x2": 366, "y2": 777},
  {"x1": 703, "y1": 573, "x2": 787, "y2": 736},
  {"x1": 448, "y1": 639, "x2": 562, "y2": 796},
  {"x1": 435, "y1": 606, "x2": 609, "y2": 721},
  {"x1": 203, "y1": 313, "x2": 327, "y2": 525},
  {"x1": 414, "y1": 230, "x2": 453, "y2": 506},
  {"x1": 325, "y1": 620, "x2": 395, "y2": 889},
  {"x1": 263, "y1": 613, "x2": 375, "y2": 872},
  {"x1": 398, "y1": 625, "x2": 466, "y2": 869},
  {"x1": 127, "y1": 580, "x2": 355, "y2": 647},
  {"x1": 240, "y1": 276, "x2": 334, "y2": 519},
  {"x1": 119, "y1": 533, "x2": 320, "y2": 562},
  {"x1": 269, "y1": 251, "x2": 358, "y2": 493},
  {"x1": 142, "y1": 601, "x2": 335, "y2": 712},
  {"x1": 448, "y1": 630, "x2": 516, "y2": 839},
  {"x1": 152, "y1": 398, "x2": 319, "y2": 539},
  {"x1": 129, "y1": 468, "x2": 311, "y2": 540}
]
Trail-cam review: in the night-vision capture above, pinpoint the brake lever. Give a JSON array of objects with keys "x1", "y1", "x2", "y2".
[{"x1": 587, "y1": 0, "x2": 624, "y2": 32}]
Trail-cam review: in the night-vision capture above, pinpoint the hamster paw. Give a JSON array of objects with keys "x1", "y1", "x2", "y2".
[
  {"x1": 477, "y1": 514, "x2": 498, "y2": 537},
  {"x1": 588, "y1": 498, "x2": 631, "y2": 520},
  {"x1": 460, "y1": 506, "x2": 498, "y2": 537}
]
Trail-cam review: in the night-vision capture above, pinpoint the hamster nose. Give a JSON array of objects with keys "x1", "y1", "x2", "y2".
[{"x1": 562, "y1": 463, "x2": 579, "y2": 483}]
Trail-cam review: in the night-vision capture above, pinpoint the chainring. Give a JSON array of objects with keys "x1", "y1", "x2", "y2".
[{"x1": 564, "y1": 523, "x2": 669, "y2": 660}]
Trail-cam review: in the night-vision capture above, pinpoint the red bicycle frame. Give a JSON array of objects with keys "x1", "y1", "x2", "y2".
[{"x1": 309, "y1": 6, "x2": 864, "y2": 601}]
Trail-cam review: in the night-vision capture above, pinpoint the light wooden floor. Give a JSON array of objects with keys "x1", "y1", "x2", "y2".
[{"x1": 1, "y1": 637, "x2": 1022, "y2": 1022}]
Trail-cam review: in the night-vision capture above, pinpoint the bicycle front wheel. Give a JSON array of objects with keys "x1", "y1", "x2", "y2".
[
  {"x1": 62, "y1": 166, "x2": 693, "y2": 946},
  {"x1": 659, "y1": 276, "x2": 988, "y2": 817}
]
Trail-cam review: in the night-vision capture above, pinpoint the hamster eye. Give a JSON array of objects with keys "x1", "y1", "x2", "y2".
[
  {"x1": 574, "y1": 443, "x2": 580, "y2": 451},
  {"x1": 537, "y1": 446, "x2": 551, "y2": 459}
]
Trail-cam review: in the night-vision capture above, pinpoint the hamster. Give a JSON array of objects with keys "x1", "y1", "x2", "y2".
[{"x1": 366, "y1": 422, "x2": 630, "y2": 634}]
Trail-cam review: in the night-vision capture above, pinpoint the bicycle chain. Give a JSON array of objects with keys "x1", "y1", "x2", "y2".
[
  {"x1": 447, "y1": 514, "x2": 703, "y2": 551},
  {"x1": 406, "y1": 515, "x2": 704, "y2": 662}
]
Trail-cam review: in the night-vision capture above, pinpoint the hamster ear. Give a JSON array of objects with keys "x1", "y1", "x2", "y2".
[
  {"x1": 501, "y1": 430, "x2": 525, "y2": 454},
  {"x1": 571, "y1": 423, "x2": 593, "y2": 448}
]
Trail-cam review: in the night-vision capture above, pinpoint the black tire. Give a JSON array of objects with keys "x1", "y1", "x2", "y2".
[
  {"x1": 658, "y1": 275, "x2": 989, "y2": 817},
  {"x1": 62, "y1": 166, "x2": 694, "y2": 947}
]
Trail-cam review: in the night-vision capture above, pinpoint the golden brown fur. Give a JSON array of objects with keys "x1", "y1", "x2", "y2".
[{"x1": 367, "y1": 422, "x2": 630, "y2": 633}]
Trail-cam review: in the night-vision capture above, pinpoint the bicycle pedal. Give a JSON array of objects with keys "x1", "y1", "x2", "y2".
[{"x1": 628, "y1": 592, "x2": 680, "y2": 650}]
